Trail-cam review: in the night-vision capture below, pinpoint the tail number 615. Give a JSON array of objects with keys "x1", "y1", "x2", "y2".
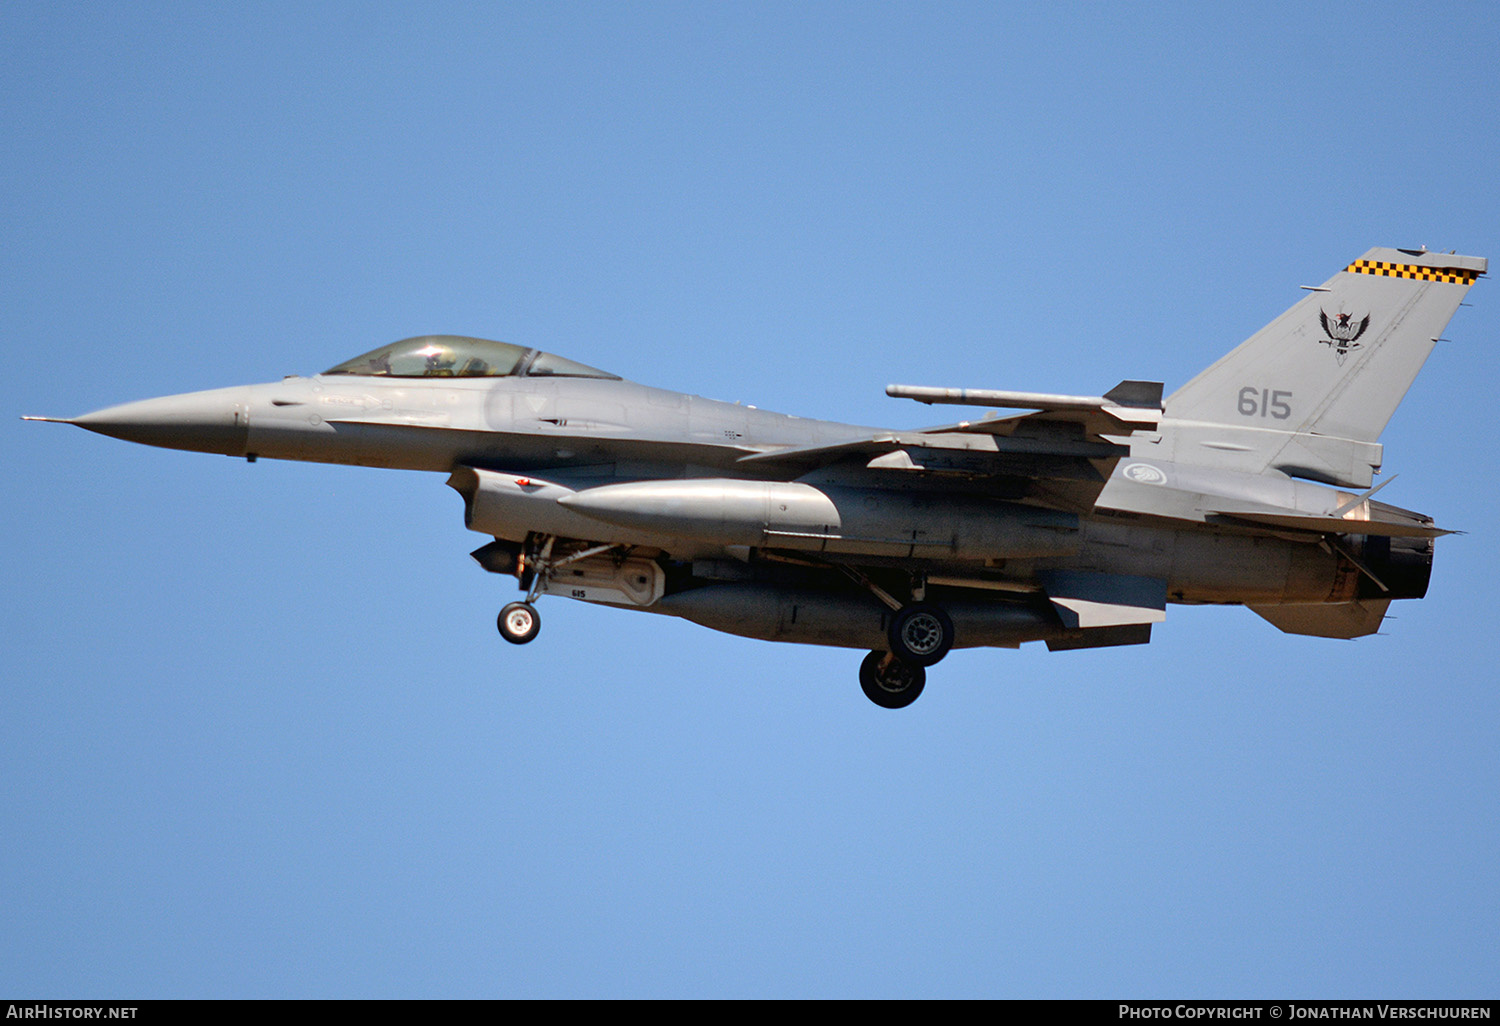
[{"x1": 1238, "y1": 387, "x2": 1292, "y2": 420}]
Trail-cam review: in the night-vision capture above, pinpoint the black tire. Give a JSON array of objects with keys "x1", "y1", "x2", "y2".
[
  {"x1": 497, "y1": 601, "x2": 541, "y2": 645},
  {"x1": 887, "y1": 603, "x2": 954, "y2": 667},
  {"x1": 859, "y1": 650, "x2": 926, "y2": 709}
]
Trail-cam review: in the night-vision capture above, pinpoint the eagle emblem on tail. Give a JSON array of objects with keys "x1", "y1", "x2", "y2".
[{"x1": 1319, "y1": 310, "x2": 1371, "y2": 366}]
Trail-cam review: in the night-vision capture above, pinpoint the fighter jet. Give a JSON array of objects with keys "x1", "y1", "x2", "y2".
[{"x1": 27, "y1": 247, "x2": 1485, "y2": 707}]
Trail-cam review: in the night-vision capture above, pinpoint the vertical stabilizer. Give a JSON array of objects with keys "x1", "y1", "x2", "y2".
[{"x1": 1161, "y1": 248, "x2": 1485, "y2": 487}]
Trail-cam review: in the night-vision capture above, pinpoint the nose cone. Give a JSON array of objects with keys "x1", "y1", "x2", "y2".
[{"x1": 70, "y1": 387, "x2": 251, "y2": 456}]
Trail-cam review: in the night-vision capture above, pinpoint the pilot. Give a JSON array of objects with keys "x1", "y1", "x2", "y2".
[{"x1": 423, "y1": 346, "x2": 457, "y2": 376}]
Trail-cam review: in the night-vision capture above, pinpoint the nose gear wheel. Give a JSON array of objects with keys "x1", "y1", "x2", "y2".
[{"x1": 498, "y1": 601, "x2": 540, "y2": 644}]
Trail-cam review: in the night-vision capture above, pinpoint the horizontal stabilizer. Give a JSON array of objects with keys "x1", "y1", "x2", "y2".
[
  {"x1": 1249, "y1": 599, "x2": 1391, "y2": 639},
  {"x1": 1207, "y1": 497, "x2": 1448, "y2": 539},
  {"x1": 1208, "y1": 510, "x2": 1449, "y2": 539}
]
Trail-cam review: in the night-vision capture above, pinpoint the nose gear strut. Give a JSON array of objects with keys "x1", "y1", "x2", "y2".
[{"x1": 499, "y1": 534, "x2": 631, "y2": 645}]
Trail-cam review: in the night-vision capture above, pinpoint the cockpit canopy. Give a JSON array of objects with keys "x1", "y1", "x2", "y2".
[{"x1": 322, "y1": 335, "x2": 620, "y2": 380}]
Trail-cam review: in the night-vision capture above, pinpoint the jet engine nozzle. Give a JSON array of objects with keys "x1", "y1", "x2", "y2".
[{"x1": 1357, "y1": 534, "x2": 1434, "y2": 601}]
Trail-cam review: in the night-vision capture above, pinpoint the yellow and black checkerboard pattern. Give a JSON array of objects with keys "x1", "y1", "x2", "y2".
[{"x1": 1345, "y1": 259, "x2": 1480, "y2": 285}]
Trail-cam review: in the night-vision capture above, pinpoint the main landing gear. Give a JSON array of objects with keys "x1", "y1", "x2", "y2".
[
  {"x1": 887, "y1": 602, "x2": 954, "y2": 667},
  {"x1": 859, "y1": 651, "x2": 926, "y2": 709},
  {"x1": 842, "y1": 569, "x2": 956, "y2": 708}
]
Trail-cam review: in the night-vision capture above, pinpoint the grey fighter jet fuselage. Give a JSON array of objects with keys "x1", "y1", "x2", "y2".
[{"x1": 31, "y1": 247, "x2": 1485, "y2": 706}]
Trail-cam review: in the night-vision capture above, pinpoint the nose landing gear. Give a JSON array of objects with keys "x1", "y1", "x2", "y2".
[
  {"x1": 495, "y1": 534, "x2": 554, "y2": 646},
  {"x1": 495, "y1": 534, "x2": 633, "y2": 646},
  {"x1": 497, "y1": 601, "x2": 541, "y2": 644}
]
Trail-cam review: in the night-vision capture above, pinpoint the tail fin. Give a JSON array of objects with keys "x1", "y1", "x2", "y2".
[{"x1": 1162, "y1": 247, "x2": 1485, "y2": 487}]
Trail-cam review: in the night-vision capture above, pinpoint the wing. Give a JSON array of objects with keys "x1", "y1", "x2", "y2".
[{"x1": 739, "y1": 380, "x2": 1163, "y2": 513}]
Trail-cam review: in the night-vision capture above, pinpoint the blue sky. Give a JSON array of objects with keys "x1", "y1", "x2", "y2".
[{"x1": 3, "y1": 1, "x2": 1497, "y2": 998}]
